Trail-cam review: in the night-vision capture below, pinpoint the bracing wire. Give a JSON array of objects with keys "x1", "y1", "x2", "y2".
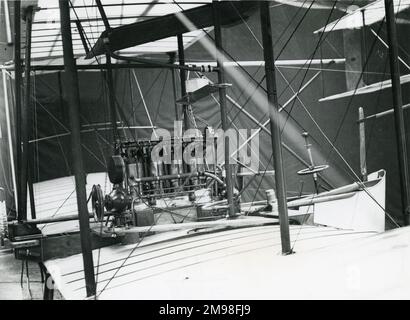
[
  {"x1": 69, "y1": 3, "x2": 226, "y2": 295},
  {"x1": 59, "y1": 0, "x2": 404, "y2": 297},
  {"x1": 226, "y1": 1, "x2": 399, "y2": 227}
]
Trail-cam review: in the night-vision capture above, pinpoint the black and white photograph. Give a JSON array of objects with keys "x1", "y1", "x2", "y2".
[{"x1": 0, "y1": 0, "x2": 410, "y2": 303}]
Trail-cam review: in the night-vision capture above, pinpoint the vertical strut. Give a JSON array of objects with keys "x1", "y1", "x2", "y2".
[
  {"x1": 260, "y1": 1, "x2": 292, "y2": 254},
  {"x1": 14, "y1": 0, "x2": 22, "y2": 218},
  {"x1": 59, "y1": 0, "x2": 96, "y2": 297},
  {"x1": 2, "y1": 69, "x2": 18, "y2": 215},
  {"x1": 20, "y1": 6, "x2": 34, "y2": 221},
  {"x1": 177, "y1": 34, "x2": 190, "y2": 131},
  {"x1": 358, "y1": 107, "x2": 368, "y2": 182},
  {"x1": 95, "y1": 0, "x2": 118, "y2": 145},
  {"x1": 106, "y1": 54, "x2": 119, "y2": 144},
  {"x1": 3, "y1": 0, "x2": 13, "y2": 44},
  {"x1": 169, "y1": 53, "x2": 180, "y2": 121},
  {"x1": 212, "y1": 0, "x2": 235, "y2": 218},
  {"x1": 384, "y1": 0, "x2": 410, "y2": 226}
]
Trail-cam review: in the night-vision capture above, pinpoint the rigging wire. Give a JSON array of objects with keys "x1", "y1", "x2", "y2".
[
  {"x1": 62, "y1": 0, "x2": 403, "y2": 295},
  {"x1": 208, "y1": 91, "x2": 269, "y2": 174},
  {"x1": 326, "y1": 0, "x2": 404, "y2": 167},
  {"x1": 95, "y1": 167, "x2": 216, "y2": 297},
  {"x1": 94, "y1": 61, "x2": 112, "y2": 297},
  {"x1": 278, "y1": 13, "x2": 399, "y2": 227},
  {"x1": 322, "y1": 20, "x2": 400, "y2": 227},
  {"x1": 225, "y1": 1, "x2": 351, "y2": 154},
  {"x1": 69, "y1": 3, "x2": 215, "y2": 293},
  {"x1": 228, "y1": 1, "x2": 341, "y2": 196},
  {"x1": 226, "y1": 1, "x2": 399, "y2": 227},
  {"x1": 183, "y1": 1, "x2": 335, "y2": 195},
  {"x1": 73, "y1": 2, "x2": 227, "y2": 297},
  {"x1": 132, "y1": 70, "x2": 158, "y2": 138},
  {"x1": 70, "y1": 1, "x2": 134, "y2": 142},
  {"x1": 148, "y1": 68, "x2": 168, "y2": 123},
  {"x1": 279, "y1": 1, "x2": 338, "y2": 135},
  {"x1": 128, "y1": 69, "x2": 164, "y2": 124},
  {"x1": 244, "y1": 153, "x2": 274, "y2": 217}
]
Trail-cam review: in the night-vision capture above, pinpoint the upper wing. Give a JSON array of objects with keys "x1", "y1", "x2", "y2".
[
  {"x1": 29, "y1": 0, "x2": 221, "y2": 62},
  {"x1": 319, "y1": 74, "x2": 410, "y2": 102},
  {"x1": 274, "y1": 0, "x2": 372, "y2": 12},
  {"x1": 314, "y1": 0, "x2": 410, "y2": 33},
  {"x1": 86, "y1": 1, "x2": 258, "y2": 59}
]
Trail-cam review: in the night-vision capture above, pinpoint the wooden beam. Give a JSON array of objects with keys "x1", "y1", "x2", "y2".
[
  {"x1": 59, "y1": 0, "x2": 96, "y2": 297},
  {"x1": 14, "y1": 0, "x2": 22, "y2": 219},
  {"x1": 384, "y1": 0, "x2": 410, "y2": 225},
  {"x1": 358, "y1": 107, "x2": 367, "y2": 181},
  {"x1": 13, "y1": 232, "x2": 119, "y2": 261},
  {"x1": 213, "y1": 0, "x2": 235, "y2": 217},
  {"x1": 20, "y1": 6, "x2": 34, "y2": 221},
  {"x1": 260, "y1": 1, "x2": 292, "y2": 255},
  {"x1": 86, "y1": 1, "x2": 257, "y2": 58}
]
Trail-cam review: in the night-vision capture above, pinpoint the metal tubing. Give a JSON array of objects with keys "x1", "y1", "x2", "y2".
[
  {"x1": 106, "y1": 54, "x2": 119, "y2": 143},
  {"x1": 357, "y1": 103, "x2": 410, "y2": 123},
  {"x1": 75, "y1": 20, "x2": 90, "y2": 55},
  {"x1": 21, "y1": 63, "x2": 214, "y2": 72},
  {"x1": 288, "y1": 192, "x2": 356, "y2": 208},
  {"x1": 169, "y1": 53, "x2": 180, "y2": 121},
  {"x1": 201, "y1": 73, "x2": 335, "y2": 189},
  {"x1": 384, "y1": 0, "x2": 410, "y2": 225},
  {"x1": 11, "y1": 212, "x2": 94, "y2": 225},
  {"x1": 59, "y1": 0, "x2": 96, "y2": 297},
  {"x1": 260, "y1": 2, "x2": 292, "y2": 254}
]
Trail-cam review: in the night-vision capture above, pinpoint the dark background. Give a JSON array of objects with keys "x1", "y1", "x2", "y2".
[{"x1": 5, "y1": 3, "x2": 410, "y2": 227}]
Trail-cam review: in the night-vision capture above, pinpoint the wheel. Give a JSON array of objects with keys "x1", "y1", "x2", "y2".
[
  {"x1": 297, "y1": 164, "x2": 329, "y2": 176},
  {"x1": 91, "y1": 185, "x2": 105, "y2": 222}
]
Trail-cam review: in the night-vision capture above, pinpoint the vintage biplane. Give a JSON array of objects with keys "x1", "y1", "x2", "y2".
[{"x1": 1, "y1": 0, "x2": 410, "y2": 299}]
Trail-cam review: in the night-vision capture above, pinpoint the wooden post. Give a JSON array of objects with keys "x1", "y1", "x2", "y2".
[
  {"x1": 19, "y1": 6, "x2": 34, "y2": 221},
  {"x1": 358, "y1": 107, "x2": 368, "y2": 181},
  {"x1": 106, "y1": 54, "x2": 119, "y2": 144},
  {"x1": 212, "y1": 0, "x2": 236, "y2": 217},
  {"x1": 95, "y1": 0, "x2": 119, "y2": 145},
  {"x1": 3, "y1": 0, "x2": 13, "y2": 44},
  {"x1": 59, "y1": 0, "x2": 96, "y2": 297},
  {"x1": 14, "y1": 0, "x2": 22, "y2": 218},
  {"x1": 384, "y1": 0, "x2": 410, "y2": 226},
  {"x1": 177, "y1": 34, "x2": 190, "y2": 131},
  {"x1": 0, "y1": 0, "x2": 16, "y2": 219},
  {"x1": 168, "y1": 53, "x2": 180, "y2": 121},
  {"x1": 260, "y1": 1, "x2": 292, "y2": 254},
  {"x1": 1, "y1": 70, "x2": 18, "y2": 216}
]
